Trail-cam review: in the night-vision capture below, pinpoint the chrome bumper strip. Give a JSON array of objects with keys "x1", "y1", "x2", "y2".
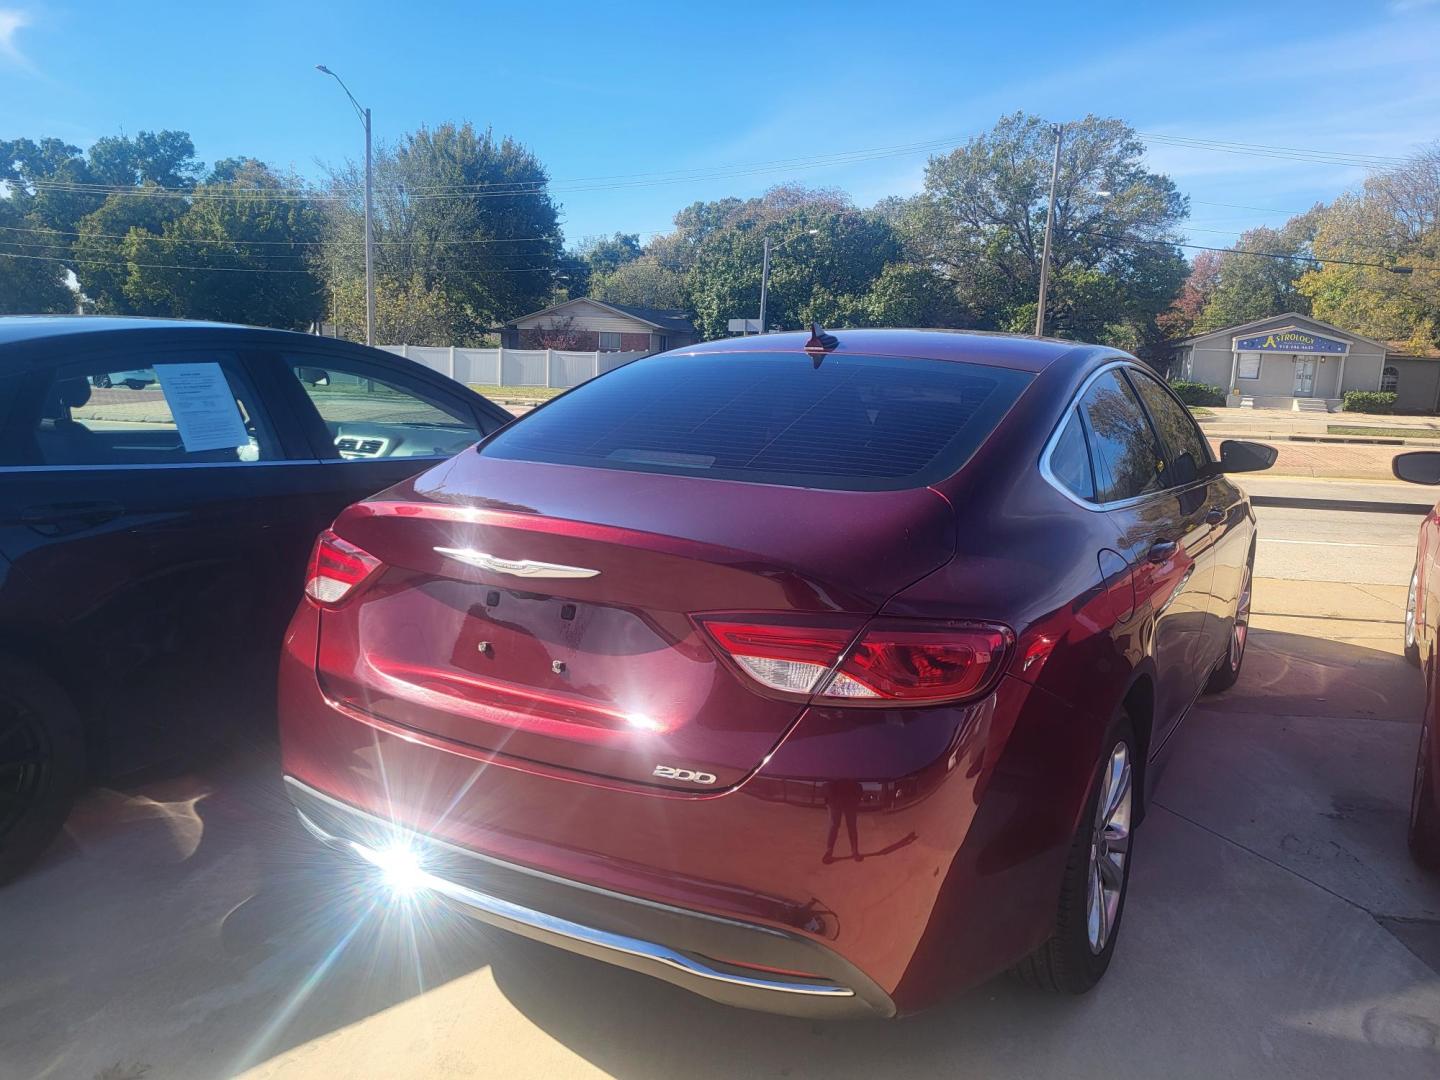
[{"x1": 289, "y1": 784, "x2": 854, "y2": 1001}]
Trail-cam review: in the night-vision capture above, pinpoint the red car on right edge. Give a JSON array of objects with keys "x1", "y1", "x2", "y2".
[{"x1": 1395, "y1": 451, "x2": 1440, "y2": 870}]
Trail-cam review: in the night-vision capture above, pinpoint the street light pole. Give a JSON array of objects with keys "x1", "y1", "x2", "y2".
[
  {"x1": 758, "y1": 236, "x2": 772, "y2": 335},
  {"x1": 1034, "y1": 122, "x2": 1064, "y2": 338},
  {"x1": 362, "y1": 106, "x2": 374, "y2": 346},
  {"x1": 757, "y1": 229, "x2": 817, "y2": 335},
  {"x1": 317, "y1": 64, "x2": 375, "y2": 346}
]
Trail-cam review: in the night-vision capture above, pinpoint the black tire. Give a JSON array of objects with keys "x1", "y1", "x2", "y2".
[
  {"x1": 1014, "y1": 715, "x2": 1136, "y2": 994},
  {"x1": 1409, "y1": 666, "x2": 1440, "y2": 872},
  {"x1": 93, "y1": 374, "x2": 112, "y2": 389},
  {"x1": 1405, "y1": 566, "x2": 1422, "y2": 668},
  {"x1": 1205, "y1": 547, "x2": 1255, "y2": 694},
  {"x1": 0, "y1": 657, "x2": 85, "y2": 886}
]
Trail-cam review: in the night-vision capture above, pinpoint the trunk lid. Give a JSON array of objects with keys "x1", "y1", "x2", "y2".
[{"x1": 315, "y1": 454, "x2": 955, "y2": 790}]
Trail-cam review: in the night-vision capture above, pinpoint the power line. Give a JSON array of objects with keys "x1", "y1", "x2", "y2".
[
  {"x1": 1190, "y1": 199, "x2": 1313, "y2": 216},
  {"x1": 0, "y1": 247, "x2": 569, "y2": 275},
  {"x1": 1079, "y1": 228, "x2": 1431, "y2": 273},
  {"x1": 1138, "y1": 132, "x2": 1412, "y2": 171},
  {"x1": 0, "y1": 223, "x2": 559, "y2": 248}
]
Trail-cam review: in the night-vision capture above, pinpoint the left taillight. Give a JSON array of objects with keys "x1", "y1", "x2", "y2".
[
  {"x1": 697, "y1": 615, "x2": 1011, "y2": 707},
  {"x1": 304, "y1": 529, "x2": 383, "y2": 608}
]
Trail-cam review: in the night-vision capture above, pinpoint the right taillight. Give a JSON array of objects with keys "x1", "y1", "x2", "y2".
[
  {"x1": 304, "y1": 529, "x2": 383, "y2": 608},
  {"x1": 697, "y1": 616, "x2": 1011, "y2": 706}
]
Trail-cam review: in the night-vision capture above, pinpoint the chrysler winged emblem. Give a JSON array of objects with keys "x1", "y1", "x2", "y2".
[{"x1": 433, "y1": 547, "x2": 600, "y2": 580}]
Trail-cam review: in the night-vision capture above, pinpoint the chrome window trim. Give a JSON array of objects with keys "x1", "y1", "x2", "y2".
[{"x1": 1039, "y1": 359, "x2": 1209, "y2": 513}]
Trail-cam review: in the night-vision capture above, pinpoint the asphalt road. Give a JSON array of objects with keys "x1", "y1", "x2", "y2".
[{"x1": 1, "y1": 498, "x2": 1438, "y2": 1079}]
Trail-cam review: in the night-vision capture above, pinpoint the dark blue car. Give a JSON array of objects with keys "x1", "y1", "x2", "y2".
[{"x1": 0, "y1": 317, "x2": 512, "y2": 882}]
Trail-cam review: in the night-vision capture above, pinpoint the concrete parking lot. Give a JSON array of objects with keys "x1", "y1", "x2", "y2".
[{"x1": 2, "y1": 497, "x2": 1439, "y2": 1079}]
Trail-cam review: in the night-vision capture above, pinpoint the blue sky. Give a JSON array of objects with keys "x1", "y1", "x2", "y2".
[{"x1": 3, "y1": 0, "x2": 1438, "y2": 254}]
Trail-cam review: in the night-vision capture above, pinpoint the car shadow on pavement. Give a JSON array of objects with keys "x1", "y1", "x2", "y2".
[{"x1": 0, "y1": 748, "x2": 503, "y2": 1080}]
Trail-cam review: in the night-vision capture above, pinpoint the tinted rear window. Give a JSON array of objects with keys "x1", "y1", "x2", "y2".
[{"x1": 479, "y1": 351, "x2": 1033, "y2": 491}]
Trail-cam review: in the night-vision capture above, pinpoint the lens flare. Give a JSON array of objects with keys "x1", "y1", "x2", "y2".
[{"x1": 353, "y1": 840, "x2": 429, "y2": 898}]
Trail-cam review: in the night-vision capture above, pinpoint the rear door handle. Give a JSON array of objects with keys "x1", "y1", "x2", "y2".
[
  {"x1": 18, "y1": 500, "x2": 125, "y2": 535},
  {"x1": 1205, "y1": 507, "x2": 1225, "y2": 526},
  {"x1": 1147, "y1": 540, "x2": 1178, "y2": 564}
]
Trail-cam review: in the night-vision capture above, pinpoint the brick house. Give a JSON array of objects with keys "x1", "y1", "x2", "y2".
[{"x1": 497, "y1": 298, "x2": 698, "y2": 354}]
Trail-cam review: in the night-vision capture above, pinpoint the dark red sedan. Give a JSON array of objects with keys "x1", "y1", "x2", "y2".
[{"x1": 279, "y1": 328, "x2": 1275, "y2": 1016}]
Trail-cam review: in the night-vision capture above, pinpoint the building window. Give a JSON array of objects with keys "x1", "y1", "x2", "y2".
[
  {"x1": 1237, "y1": 353, "x2": 1261, "y2": 380},
  {"x1": 598, "y1": 332, "x2": 623, "y2": 351},
  {"x1": 1382, "y1": 366, "x2": 1399, "y2": 392}
]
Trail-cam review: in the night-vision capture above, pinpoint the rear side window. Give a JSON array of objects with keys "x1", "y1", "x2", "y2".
[
  {"x1": 479, "y1": 351, "x2": 1033, "y2": 491},
  {"x1": 1049, "y1": 408, "x2": 1095, "y2": 500},
  {"x1": 1128, "y1": 371, "x2": 1210, "y2": 488},
  {"x1": 1077, "y1": 370, "x2": 1165, "y2": 503}
]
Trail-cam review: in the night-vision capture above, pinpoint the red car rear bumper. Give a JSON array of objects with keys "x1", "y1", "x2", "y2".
[{"x1": 278, "y1": 604, "x2": 1101, "y2": 1015}]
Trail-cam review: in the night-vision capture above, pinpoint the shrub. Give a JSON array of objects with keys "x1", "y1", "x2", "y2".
[
  {"x1": 1168, "y1": 380, "x2": 1226, "y2": 407},
  {"x1": 1343, "y1": 391, "x2": 1398, "y2": 414}
]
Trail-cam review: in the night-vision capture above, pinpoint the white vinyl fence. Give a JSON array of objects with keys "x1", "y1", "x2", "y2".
[{"x1": 379, "y1": 345, "x2": 648, "y2": 389}]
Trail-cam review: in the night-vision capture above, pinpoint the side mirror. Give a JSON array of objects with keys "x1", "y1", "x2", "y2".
[
  {"x1": 1393, "y1": 451, "x2": 1440, "y2": 485},
  {"x1": 1215, "y1": 439, "x2": 1278, "y2": 474},
  {"x1": 298, "y1": 367, "x2": 331, "y2": 387}
]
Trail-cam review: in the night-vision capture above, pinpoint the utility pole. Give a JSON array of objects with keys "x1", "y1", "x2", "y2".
[
  {"x1": 1034, "y1": 123, "x2": 1063, "y2": 338},
  {"x1": 317, "y1": 65, "x2": 375, "y2": 346},
  {"x1": 758, "y1": 236, "x2": 772, "y2": 335}
]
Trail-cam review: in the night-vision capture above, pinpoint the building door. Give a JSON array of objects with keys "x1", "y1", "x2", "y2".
[{"x1": 1294, "y1": 357, "x2": 1317, "y2": 396}]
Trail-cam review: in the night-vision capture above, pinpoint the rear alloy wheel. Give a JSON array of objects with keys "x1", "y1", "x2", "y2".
[
  {"x1": 1405, "y1": 566, "x2": 1422, "y2": 668},
  {"x1": 0, "y1": 659, "x2": 85, "y2": 886},
  {"x1": 1015, "y1": 717, "x2": 1135, "y2": 993},
  {"x1": 1205, "y1": 552, "x2": 1253, "y2": 694},
  {"x1": 1409, "y1": 676, "x2": 1440, "y2": 871}
]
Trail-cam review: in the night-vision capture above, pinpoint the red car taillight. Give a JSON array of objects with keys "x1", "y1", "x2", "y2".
[
  {"x1": 697, "y1": 616, "x2": 1011, "y2": 706},
  {"x1": 304, "y1": 529, "x2": 383, "y2": 608}
]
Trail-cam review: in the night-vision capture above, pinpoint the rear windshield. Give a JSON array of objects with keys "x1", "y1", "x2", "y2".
[{"x1": 479, "y1": 351, "x2": 1032, "y2": 491}]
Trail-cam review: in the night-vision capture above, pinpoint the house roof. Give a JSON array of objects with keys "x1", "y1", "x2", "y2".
[
  {"x1": 1388, "y1": 341, "x2": 1440, "y2": 360},
  {"x1": 1173, "y1": 312, "x2": 1391, "y2": 352},
  {"x1": 500, "y1": 297, "x2": 695, "y2": 334}
]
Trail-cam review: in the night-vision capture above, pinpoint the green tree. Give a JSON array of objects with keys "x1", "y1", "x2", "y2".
[
  {"x1": 686, "y1": 204, "x2": 902, "y2": 337},
  {"x1": 122, "y1": 163, "x2": 325, "y2": 328},
  {"x1": 902, "y1": 113, "x2": 1188, "y2": 350},
  {"x1": 1299, "y1": 145, "x2": 1440, "y2": 350},
  {"x1": 329, "y1": 273, "x2": 462, "y2": 345},
  {"x1": 859, "y1": 263, "x2": 973, "y2": 327},
  {"x1": 591, "y1": 256, "x2": 688, "y2": 309},
  {"x1": 0, "y1": 196, "x2": 72, "y2": 313},
  {"x1": 1193, "y1": 212, "x2": 1320, "y2": 333},
  {"x1": 320, "y1": 122, "x2": 564, "y2": 343},
  {"x1": 71, "y1": 189, "x2": 185, "y2": 313},
  {"x1": 579, "y1": 232, "x2": 642, "y2": 276}
]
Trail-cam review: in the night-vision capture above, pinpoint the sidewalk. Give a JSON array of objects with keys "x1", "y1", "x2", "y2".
[{"x1": 1198, "y1": 406, "x2": 1440, "y2": 438}]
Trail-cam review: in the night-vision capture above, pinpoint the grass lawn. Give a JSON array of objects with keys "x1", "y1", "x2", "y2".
[
  {"x1": 1328, "y1": 424, "x2": 1440, "y2": 439},
  {"x1": 1189, "y1": 407, "x2": 1216, "y2": 418},
  {"x1": 468, "y1": 384, "x2": 568, "y2": 402}
]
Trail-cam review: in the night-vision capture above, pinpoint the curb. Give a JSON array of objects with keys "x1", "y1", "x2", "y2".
[{"x1": 1250, "y1": 495, "x2": 1432, "y2": 515}]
